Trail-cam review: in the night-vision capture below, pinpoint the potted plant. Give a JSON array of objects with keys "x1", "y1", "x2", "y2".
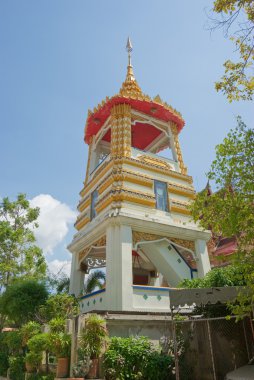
[
  {"x1": 71, "y1": 347, "x2": 91, "y2": 379},
  {"x1": 49, "y1": 331, "x2": 71, "y2": 378},
  {"x1": 79, "y1": 314, "x2": 108, "y2": 379},
  {"x1": 25, "y1": 351, "x2": 42, "y2": 373}
]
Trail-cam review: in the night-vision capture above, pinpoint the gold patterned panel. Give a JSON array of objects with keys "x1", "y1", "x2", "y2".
[
  {"x1": 78, "y1": 235, "x2": 106, "y2": 262},
  {"x1": 138, "y1": 155, "x2": 173, "y2": 170},
  {"x1": 111, "y1": 104, "x2": 132, "y2": 158},
  {"x1": 132, "y1": 231, "x2": 195, "y2": 251},
  {"x1": 119, "y1": 157, "x2": 193, "y2": 183}
]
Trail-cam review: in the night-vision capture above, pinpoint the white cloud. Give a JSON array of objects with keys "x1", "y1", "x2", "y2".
[
  {"x1": 47, "y1": 259, "x2": 72, "y2": 276},
  {"x1": 30, "y1": 194, "x2": 77, "y2": 255}
]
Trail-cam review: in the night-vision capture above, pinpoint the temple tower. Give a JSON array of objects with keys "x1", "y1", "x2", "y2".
[{"x1": 69, "y1": 39, "x2": 211, "y2": 313}]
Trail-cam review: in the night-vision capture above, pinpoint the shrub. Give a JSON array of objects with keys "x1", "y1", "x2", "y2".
[
  {"x1": 9, "y1": 355, "x2": 25, "y2": 380},
  {"x1": 20, "y1": 321, "x2": 42, "y2": 346},
  {"x1": 49, "y1": 317, "x2": 66, "y2": 333},
  {"x1": 103, "y1": 336, "x2": 173, "y2": 380},
  {"x1": 5, "y1": 330, "x2": 23, "y2": 355},
  {"x1": 0, "y1": 333, "x2": 9, "y2": 376},
  {"x1": 48, "y1": 332, "x2": 71, "y2": 358},
  {"x1": 27, "y1": 333, "x2": 49, "y2": 353},
  {"x1": 79, "y1": 314, "x2": 108, "y2": 359}
]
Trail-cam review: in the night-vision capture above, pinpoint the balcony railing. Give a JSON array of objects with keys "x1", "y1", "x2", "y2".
[{"x1": 131, "y1": 147, "x2": 179, "y2": 172}]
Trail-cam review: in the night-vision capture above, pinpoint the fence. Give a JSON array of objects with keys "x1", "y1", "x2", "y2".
[{"x1": 171, "y1": 316, "x2": 254, "y2": 380}]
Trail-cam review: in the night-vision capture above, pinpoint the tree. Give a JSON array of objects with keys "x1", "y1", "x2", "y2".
[
  {"x1": 37, "y1": 293, "x2": 79, "y2": 323},
  {"x1": 0, "y1": 194, "x2": 46, "y2": 290},
  {"x1": 211, "y1": 0, "x2": 254, "y2": 101},
  {"x1": 83, "y1": 270, "x2": 106, "y2": 295},
  {"x1": 0, "y1": 280, "x2": 48, "y2": 326},
  {"x1": 190, "y1": 117, "x2": 254, "y2": 316}
]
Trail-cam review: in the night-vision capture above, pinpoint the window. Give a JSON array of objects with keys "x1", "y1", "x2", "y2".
[
  {"x1": 154, "y1": 180, "x2": 169, "y2": 212},
  {"x1": 90, "y1": 190, "x2": 98, "y2": 220}
]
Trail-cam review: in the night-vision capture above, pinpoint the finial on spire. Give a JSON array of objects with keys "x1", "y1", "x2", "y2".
[
  {"x1": 126, "y1": 37, "x2": 133, "y2": 66},
  {"x1": 125, "y1": 37, "x2": 135, "y2": 82}
]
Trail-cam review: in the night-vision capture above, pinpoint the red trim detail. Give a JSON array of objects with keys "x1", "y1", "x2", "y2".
[{"x1": 85, "y1": 96, "x2": 185, "y2": 143}]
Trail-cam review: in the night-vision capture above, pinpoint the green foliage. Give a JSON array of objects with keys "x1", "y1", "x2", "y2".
[
  {"x1": 0, "y1": 279, "x2": 48, "y2": 326},
  {"x1": 0, "y1": 333, "x2": 9, "y2": 376},
  {"x1": 38, "y1": 293, "x2": 78, "y2": 323},
  {"x1": 0, "y1": 194, "x2": 46, "y2": 291},
  {"x1": 25, "y1": 374, "x2": 55, "y2": 380},
  {"x1": 48, "y1": 332, "x2": 71, "y2": 358},
  {"x1": 79, "y1": 314, "x2": 108, "y2": 359},
  {"x1": 212, "y1": 0, "x2": 254, "y2": 101},
  {"x1": 8, "y1": 355, "x2": 25, "y2": 380},
  {"x1": 20, "y1": 321, "x2": 42, "y2": 346},
  {"x1": 4, "y1": 331, "x2": 23, "y2": 354},
  {"x1": 178, "y1": 265, "x2": 246, "y2": 289},
  {"x1": 27, "y1": 333, "x2": 49, "y2": 354},
  {"x1": 190, "y1": 118, "x2": 253, "y2": 317},
  {"x1": 46, "y1": 271, "x2": 70, "y2": 294},
  {"x1": 103, "y1": 336, "x2": 173, "y2": 380},
  {"x1": 25, "y1": 351, "x2": 42, "y2": 368},
  {"x1": 72, "y1": 347, "x2": 91, "y2": 378},
  {"x1": 83, "y1": 270, "x2": 106, "y2": 295},
  {"x1": 48, "y1": 317, "x2": 66, "y2": 333}
]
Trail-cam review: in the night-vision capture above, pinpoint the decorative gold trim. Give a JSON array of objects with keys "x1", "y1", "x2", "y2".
[
  {"x1": 132, "y1": 231, "x2": 195, "y2": 251},
  {"x1": 78, "y1": 235, "x2": 106, "y2": 262},
  {"x1": 171, "y1": 123, "x2": 187, "y2": 175},
  {"x1": 138, "y1": 155, "x2": 173, "y2": 170},
  {"x1": 111, "y1": 104, "x2": 132, "y2": 158},
  {"x1": 98, "y1": 177, "x2": 114, "y2": 194},
  {"x1": 84, "y1": 137, "x2": 93, "y2": 185},
  {"x1": 80, "y1": 160, "x2": 114, "y2": 197},
  {"x1": 75, "y1": 217, "x2": 90, "y2": 231},
  {"x1": 78, "y1": 197, "x2": 91, "y2": 212},
  {"x1": 120, "y1": 157, "x2": 193, "y2": 183}
]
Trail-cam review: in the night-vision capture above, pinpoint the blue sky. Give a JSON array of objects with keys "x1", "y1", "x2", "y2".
[{"x1": 0, "y1": 1, "x2": 252, "y2": 273}]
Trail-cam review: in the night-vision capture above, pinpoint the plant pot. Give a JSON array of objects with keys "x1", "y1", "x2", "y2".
[
  {"x1": 56, "y1": 357, "x2": 69, "y2": 378},
  {"x1": 25, "y1": 362, "x2": 35, "y2": 373},
  {"x1": 87, "y1": 358, "x2": 98, "y2": 379},
  {"x1": 68, "y1": 378, "x2": 84, "y2": 380}
]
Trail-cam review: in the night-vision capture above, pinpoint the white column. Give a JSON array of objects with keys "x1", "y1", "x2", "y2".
[
  {"x1": 195, "y1": 239, "x2": 211, "y2": 277},
  {"x1": 69, "y1": 252, "x2": 85, "y2": 296},
  {"x1": 106, "y1": 224, "x2": 133, "y2": 311}
]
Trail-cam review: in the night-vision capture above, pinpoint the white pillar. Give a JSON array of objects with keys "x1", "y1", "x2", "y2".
[
  {"x1": 195, "y1": 239, "x2": 211, "y2": 277},
  {"x1": 106, "y1": 224, "x2": 133, "y2": 311},
  {"x1": 69, "y1": 252, "x2": 85, "y2": 296}
]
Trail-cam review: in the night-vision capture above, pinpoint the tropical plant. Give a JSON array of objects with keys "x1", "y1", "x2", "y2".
[
  {"x1": 8, "y1": 355, "x2": 25, "y2": 380},
  {"x1": 72, "y1": 347, "x2": 90, "y2": 378},
  {"x1": 190, "y1": 117, "x2": 254, "y2": 317},
  {"x1": 25, "y1": 351, "x2": 42, "y2": 372},
  {"x1": 48, "y1": 317, "x2": 66, "y2": 334},
  {"x1": 103, "y1": 336, "x2": 173, "y2": 380},
  {"x1": 0, "y1": 193, "x2": 46, "y2": 291},
  {"x1": 38, "y1": 293, "x2": 78, "y2": 323},
  {"x1": 79, "y1": 314, "x2": 108, "y2": 359},
  {"x1": 20, "y1": 321, "x2": 42, "y2": 346},
  {"x1": 209, "y1": 0, "x2": 254, "y2": 101},
  {"x1": 0, "y1": 279, "x2": 48, "y2": 326},
  {"x1": 48, "y1": 332, "x2": 71, "y2": 358},
  {"x1": 27, "y1": 333, "x2": 49, "y2": 354},
  {"x1": 83, "y1": 270, "x2": 106, "y2": 295},
  {"x1": 178, "y1": 265, "x2": 246, "y2": 289}
]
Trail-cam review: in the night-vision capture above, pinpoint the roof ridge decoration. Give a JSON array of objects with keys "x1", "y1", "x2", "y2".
[{"x1": 84, "y1": 39, "x2": 185, "y2": 143}]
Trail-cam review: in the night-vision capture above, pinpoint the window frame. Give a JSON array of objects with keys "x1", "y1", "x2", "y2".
[
  {"x1": 90, "y1": 189, "x2": 99, "y2": 220},
  {"x1": 154, "y1": 180, "x2": 169, "y2": 212}
]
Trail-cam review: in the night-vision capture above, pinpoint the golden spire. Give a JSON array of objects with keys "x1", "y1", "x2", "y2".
[{"x1": 119, "y1": 37, "x2": 143, "y2": 97}]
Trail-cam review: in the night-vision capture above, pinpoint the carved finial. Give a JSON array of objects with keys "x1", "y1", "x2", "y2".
[{"x1": 125, "y1": 37, "x2": 135, "y2": 81}]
